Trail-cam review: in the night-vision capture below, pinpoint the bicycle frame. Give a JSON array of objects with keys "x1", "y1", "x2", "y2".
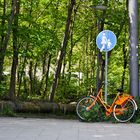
[{"x1": 86, "y1": 88, "x2": 134, "y2": 116}]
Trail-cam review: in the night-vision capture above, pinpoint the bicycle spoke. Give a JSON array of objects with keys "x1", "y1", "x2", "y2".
[
  {"x1": 113, "y1": 99, "x2": 135, "y2": 122},
  {"x1": 76, "y1": 96, "x2": 100, "y2": 121}
]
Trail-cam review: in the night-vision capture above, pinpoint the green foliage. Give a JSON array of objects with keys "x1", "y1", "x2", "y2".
[
  {"x1": 130, "y1": 97, "x2": 140, "y2": 123},
  {"x1": 0, "y1": 0, "x2": 139, "y2": 106},
  {"x1": 0, "y1": 74, "x2": 10, "y2": 99},
  {"x1": 0, "y1": 103, "x2": 15, "y2": 116},
  {"x1": 56, "y1": 77, "x2": 84, "y2": 103},
  {"x1": 0, "y1": 84, "x2": 8, "y2": 99}
]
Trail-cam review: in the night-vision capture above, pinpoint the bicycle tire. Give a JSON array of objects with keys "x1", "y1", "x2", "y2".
[
  {"x1": 76, "y1": 96, "x2": 100, "y2": 121},
  {"x1": 113, "y1": 99, "x2": 136, "y2": 122}
]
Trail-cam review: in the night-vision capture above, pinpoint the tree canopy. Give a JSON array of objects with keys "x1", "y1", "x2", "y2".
[{"x1": 0, "y1": 0, "x2": 139, "y2": 103}]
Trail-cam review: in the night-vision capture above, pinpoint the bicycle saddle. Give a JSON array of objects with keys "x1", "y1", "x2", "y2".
[{"x1": 117, "y1": 88, "x2": 124, "y2": 93}]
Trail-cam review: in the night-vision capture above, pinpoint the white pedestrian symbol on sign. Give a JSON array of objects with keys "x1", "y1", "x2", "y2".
[
  {"x1": 100, "y1": 33, "x2": 107, "y2": 52},
  {"x1": 107, "y1": 39, "x2": 112, "y2": 49},
  {"x1": 100, "y1": 33, "x2": 112, "y2": 52}
]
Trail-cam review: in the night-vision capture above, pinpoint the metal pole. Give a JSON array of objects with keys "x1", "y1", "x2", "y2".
[
  {"x1": 91, "y1": 5, "x2": 107, "y2": 94},
  {"x1": 105, "y1": 51, "x2": 108, "y2": 102},
  {"x1": 128, "y1": 0, "x2": 139, "y2": 97}
]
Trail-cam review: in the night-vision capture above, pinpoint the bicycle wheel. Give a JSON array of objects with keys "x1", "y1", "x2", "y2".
[
  {"x1": 76, "y1": 96, "x2": 100, "y2": 121},
  {"x1": 113, "y1": 99, "x2": 136, "y2": 122}
]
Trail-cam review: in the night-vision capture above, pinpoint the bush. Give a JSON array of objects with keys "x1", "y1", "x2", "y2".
[
  {"x1": 130, "y1": 97, "x2": 140, "y2": 123},
  {"x1": 0, "y1": 102, "x2": 15, "y2": 116}
]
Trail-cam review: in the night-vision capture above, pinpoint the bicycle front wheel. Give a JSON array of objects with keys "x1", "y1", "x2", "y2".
[
  {"x1": 76, "y1": 96, "x2": 99, "y2": 121},
  {"x1": 113, "y1": 99, "x2": 136, "y2": 122}
]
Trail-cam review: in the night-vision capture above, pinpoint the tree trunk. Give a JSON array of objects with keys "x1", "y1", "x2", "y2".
[
  {"x1": 0, "y1": 0, "x2": 6, "y2": 48},
  {"x1": 43, "y1": 54, "x2": 51, "y2": 99},
  {"x1": 17, "y1": 53, "x2": 27, "y2": 98},
  {"x1": 96, "y1": 0, "x2": 108, "y2": 92},
  {"x1": 67, "y1": 2, "x2": 79, "y2": 83},
  {"x1": 29, "y1": 61, "x2": 33, "y2": 96},
  {"x1": 38, "y1": 52, "x2": 47, "y2": 96},
  {"x1": 17, "y1": 0, "x2": 33, "y2": 98},
  {"x1": 33, "y1": 62, "x2": 37, "y2": 94},
  {"x1": 121, "y1": 44, "x2": 128, "y2": 90},
  {"x1": 49, "y1": 0, "x2": 75, "y2": 102},
  {"x1": 89, "y1": 30, "x2": 96, "y2": 93},
  {"x1": 96, "y1": 23, "x2": 105, "y2": 92},
  {"x1": 0, "y1": 100, "x2": 76, "y2": 114},
  {"x1": 9, "y1": 0, "x2": 20, "y2": 100},
  {"x1": 0, "y1": 0, "x2": 16, "y2": 83}
]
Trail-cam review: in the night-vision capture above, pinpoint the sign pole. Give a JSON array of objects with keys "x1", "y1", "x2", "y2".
[
  {"x1": 105, "y1": 52, "x2": 108, "y2": 102},
  {"x1": 96, "y1": 30, "x2": 117, "y2": 103}
]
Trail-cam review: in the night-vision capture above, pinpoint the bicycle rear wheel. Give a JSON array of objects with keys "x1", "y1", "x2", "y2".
[
  {"x1": 113, "y1": 99, "x2": 136, "y2": 122},
  {"x1": 76, "y1": 96, "x2": 100, "y2": 121}
]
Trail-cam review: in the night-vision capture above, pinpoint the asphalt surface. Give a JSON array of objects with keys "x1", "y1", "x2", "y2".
[{"x1": 0, "y1": 117, "x2": 140, "y2": 140}]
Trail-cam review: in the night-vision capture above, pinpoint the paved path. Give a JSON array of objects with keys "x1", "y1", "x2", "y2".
[{"x1": 0, "y1": 117, "x2": 140, "y2": 140}]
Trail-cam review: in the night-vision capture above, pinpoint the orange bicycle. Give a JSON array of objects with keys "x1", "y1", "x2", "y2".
[{"x1": 76, "y1": 88, "x2": 138, "y2": 122}]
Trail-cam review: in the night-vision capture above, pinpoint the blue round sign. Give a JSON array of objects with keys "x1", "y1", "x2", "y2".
[{"x1": 96, "y1": 30, "x2": 117, "y2": 52}]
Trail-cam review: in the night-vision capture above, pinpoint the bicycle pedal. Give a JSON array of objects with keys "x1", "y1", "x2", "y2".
[{"x1": 86, "y1": 107, "x2": 90, "y2": 111}]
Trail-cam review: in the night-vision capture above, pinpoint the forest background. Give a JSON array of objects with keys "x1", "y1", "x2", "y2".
[{"x1": 0, "y1": 0, "x2": 140, "y2": 107}]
